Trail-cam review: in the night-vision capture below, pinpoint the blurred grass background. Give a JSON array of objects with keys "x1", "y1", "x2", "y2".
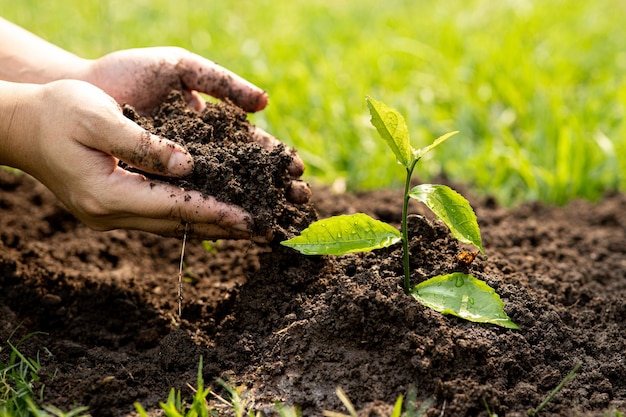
[{"x1": 2, "y1": 0, "x2": 626, "y2": 205}]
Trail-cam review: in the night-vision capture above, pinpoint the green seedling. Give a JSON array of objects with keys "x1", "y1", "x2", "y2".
[
  {"x1": 135, "y1": 357, "x2": 268, "y2": 417},
  {"x1": 135, "y1": 356, "x2": 214, "y2": 417},
  {"x1": 282, "y1": 97, "x2": 518, "y2": 329}
]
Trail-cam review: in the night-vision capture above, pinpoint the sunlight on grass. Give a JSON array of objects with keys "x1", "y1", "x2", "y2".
[{"x1": 2, "y1": 0, "x2": 625, "y2": 205}]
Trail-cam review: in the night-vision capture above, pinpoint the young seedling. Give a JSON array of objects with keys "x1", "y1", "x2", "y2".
[
  {"x1": 282, "y1": 97, "x2": 518, "y2": 329},
  {"x1": 135, "y1": 357, "x2": 214, "y2": 417}
]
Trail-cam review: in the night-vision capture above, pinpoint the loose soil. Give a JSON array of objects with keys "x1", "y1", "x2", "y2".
[{"x1": 1, "y1": 99, "x2": 625, "y2": 416}]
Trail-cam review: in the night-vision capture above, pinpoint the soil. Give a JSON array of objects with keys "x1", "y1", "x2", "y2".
[{"x1": 1, "y1": 101, "x2": 625, "y2": 416}]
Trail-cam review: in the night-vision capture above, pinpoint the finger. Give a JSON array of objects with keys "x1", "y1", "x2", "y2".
[
  {"x1": 86, "y1": 108, "x2": 194, "y2": 177},
  {"x1": 96, "y1": 217, "x2": 253, "y2": 240},
  {"x1": 186, "y1": 222, "x2": 271, "y2": 243},
  {"x1": 250, "y1": 126, "x2": 305, "y2": 177},
  {"x1": 100, "y1": 170, "x2": 254, "y2": 232},
  {"x1": 177, "y1": 52, "x2": 268, "y2": 112},
  {"x1": 285, "y1": 147, "x2": 306, "y2": 178},
  {"x1": 286, "y1": 180, "x2": 312, "y2": 204},
  {"x1": 183, "y1": 89, "x2": 206, "y2": 112}
]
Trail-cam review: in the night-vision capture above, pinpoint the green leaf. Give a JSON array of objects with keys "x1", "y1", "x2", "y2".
[
  {"x1": 366, "y1": 96, "x2": 414, "y2": 168},
  {"x1": 414, "y1": 131, "x2": 459, "y2": 159},
  {"x1": 411, "y1": 273, "x2": 519, "y2": 329},
  {"x1": 281, "y1": 213, "x2": 402, "y2": 255},
  {"x1": 409, "y1": 184, "x2": 484, "y2": 254}
]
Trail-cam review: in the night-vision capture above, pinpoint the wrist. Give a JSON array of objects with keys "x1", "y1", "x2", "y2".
[
  {"x1": 19, "y1": 54, "x2": 91, "y2": 84},
  {"x1": 0, "y1": 81, "x2": 42, "y2": 169}
]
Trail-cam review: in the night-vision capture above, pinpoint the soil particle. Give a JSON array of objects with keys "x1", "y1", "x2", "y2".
[{"x1": 1, "y1": 117, "x2": 625, "y2": 415}]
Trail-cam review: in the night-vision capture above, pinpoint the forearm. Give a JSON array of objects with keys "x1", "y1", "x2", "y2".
[{"x1": 0, "y1": 17, "x2": 88, "y2": 83}]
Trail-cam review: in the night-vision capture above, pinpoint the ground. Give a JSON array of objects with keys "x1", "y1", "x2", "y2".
[{"x1": 1, "y1": 97, "x2": 625, "y2": 416}]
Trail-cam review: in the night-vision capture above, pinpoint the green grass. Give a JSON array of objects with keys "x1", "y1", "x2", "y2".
[
  {"x1": 0, "y1": 334, "x2": 90, "y2": 417},
  {"x1": 3, "y1": 340, "x2": 624, "y2": 416},
  {"x1": 2, "y1": 0, "x2": 626, "y2": 205},
  {"x1": 134, "y1": 358, "x2": 432, "y2": 417},
  {"x1": 1, "y1": 334, "x2": 45, "y2": 416},
  {"x1": 133, "y1": 357, "x2": 295, "y2": 417}
]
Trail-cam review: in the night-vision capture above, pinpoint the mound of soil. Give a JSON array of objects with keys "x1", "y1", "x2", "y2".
[{"x1": 1, "y1": 104, "x2": 625, "y2": 416}]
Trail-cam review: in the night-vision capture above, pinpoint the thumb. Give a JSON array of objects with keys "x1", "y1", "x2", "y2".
[
  {"x1": 114, "y1": 128, "x2": 194, "y2": 177},
  {"x1": 95, "y1": 110, "x2": 194, "y2": 177}
]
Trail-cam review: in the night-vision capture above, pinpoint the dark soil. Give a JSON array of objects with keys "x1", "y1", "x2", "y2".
[
  {"x1": 122, "y1": 91, "x2": 314, "y2": 238},
  {"x1": 1, "y1": 103, "x2": 625, "y2": 416}
]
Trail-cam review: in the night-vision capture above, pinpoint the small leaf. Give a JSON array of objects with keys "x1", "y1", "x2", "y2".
[
  {"x1": 366, "y1": 96, "x2": 414, "y2": 168},
  {"x1": 281, "y1": 213, "x2": 402, "y2": 255},
  {"x1": 411, "y1": 273, "x2": 519, "y2": 329},
  {"x1": 414, "y1": 131, "x2": 459, "y2": 159},
  {"x1": 409, "y1": 184, "x2": 484, "y2": 254}
]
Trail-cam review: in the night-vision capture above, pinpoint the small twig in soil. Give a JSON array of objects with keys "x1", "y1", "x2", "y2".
[{"x1": 178, "y1": 223, "x2": 189, "y2": 318}]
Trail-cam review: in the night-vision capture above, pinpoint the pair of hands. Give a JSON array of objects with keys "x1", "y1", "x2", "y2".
[{"x1": 9, "y1": 47, "x2": 306, "y2": 241}]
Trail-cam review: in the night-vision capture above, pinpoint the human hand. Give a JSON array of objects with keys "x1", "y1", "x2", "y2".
[
  {"x1": 76, "y1": 46, "x2": 267, "y2": 114},
  {"x1": 3, "y1": 79, "x2": 257, "y2": 240},
  {"x1": 76, "y1": 46, "x2": 309, "y2": 202}
]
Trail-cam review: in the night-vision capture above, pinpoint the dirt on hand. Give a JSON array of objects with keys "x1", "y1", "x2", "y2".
[{"x1": 0, "y1": 96, "x2": 625, "y2": 416}]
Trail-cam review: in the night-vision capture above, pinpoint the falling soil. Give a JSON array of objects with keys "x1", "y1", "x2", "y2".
[{"x1": 1, "y1": 103, "x2": 625, "y2": 416}]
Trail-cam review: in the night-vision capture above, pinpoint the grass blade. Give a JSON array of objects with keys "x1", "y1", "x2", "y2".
[
  {"x1": 528, "y1": 361, "x2": 582, "y2": 416},
  {"x1": 389, "y1": 395, "x2": 403, "y2": 417}
]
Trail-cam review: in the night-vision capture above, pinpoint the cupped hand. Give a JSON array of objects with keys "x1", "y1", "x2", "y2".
[
  {"x1": 75, "y1": 46, "x2": 310, "y2": 202},
  {"x1": 10, "y1": 79, "x2": 257, "y2": 240},
  {"x1": 76, "y1": 46, "x2": 267, "y2": 115}
]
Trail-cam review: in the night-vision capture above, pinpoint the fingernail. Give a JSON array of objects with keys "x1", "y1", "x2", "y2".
[
  {"x1": 286, "y1": 180, "x2": 312, "y2": 204},
  {"x1": 168, "y1": 150, "x2": 194, "y2": 176},
  {"x1": 232, "y1": 222, "x2": 252, "y2": 233},
  {"x1": 255, "y1": 91, "x2": 269, "y2": 111}
]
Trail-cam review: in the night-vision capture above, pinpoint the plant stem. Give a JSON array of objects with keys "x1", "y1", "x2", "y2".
[{"x1": 402, "y1": 159, "x2": 419, "y2": 294}]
